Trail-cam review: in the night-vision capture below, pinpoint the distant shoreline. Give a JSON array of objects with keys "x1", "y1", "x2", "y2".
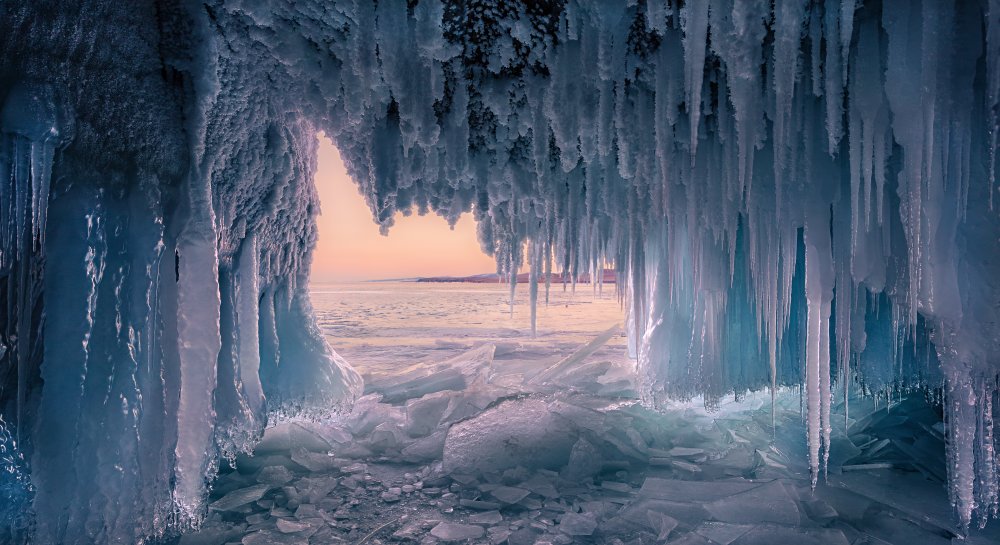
[
  {"x1": 414, "y1": 269, "x2": 617, "y2": 284},
  {"x1": 313, "y1": 269, "x2": 618, "y2": 284}
]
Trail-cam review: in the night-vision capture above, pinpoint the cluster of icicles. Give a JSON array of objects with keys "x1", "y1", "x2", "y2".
[{"x1": 319, "y1": 0, "x2": 1000, "y2": 529}]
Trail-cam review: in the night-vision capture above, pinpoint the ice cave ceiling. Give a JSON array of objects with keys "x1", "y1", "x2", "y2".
[{"x1": 1, "y1": 0, "x2": 999, "y2": 542}]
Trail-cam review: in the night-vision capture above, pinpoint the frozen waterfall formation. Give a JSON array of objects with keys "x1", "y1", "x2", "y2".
[{"x1": 1, "y1": 0, "x2": 1000, "y2": 541}]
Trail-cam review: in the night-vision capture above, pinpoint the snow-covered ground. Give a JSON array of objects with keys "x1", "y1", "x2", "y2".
[{"x1": 172, "y1": 282, "x2": 1000, "y2": 545}]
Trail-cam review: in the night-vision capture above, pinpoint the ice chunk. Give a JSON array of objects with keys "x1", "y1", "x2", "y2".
[
  {"x1": 430, "y1": 522, "x2": 486, "y2": 541},
  {"x1": 469, "y1": 510, "x2": 503, "y2": 524},
  {"x1": 704, "y1": 481, "x2": 801, "y2": 526},
  {"x1": 638, "y1": 478, "x2": 759, "y2": 503},
  {"x1": 404, "y1": 391, "x2": 452, "y2": 437},
  {"x1": 443, "y1": 399, "x2": 578, "y2": 473},
  {"x1": 562, "y1": 437, "x2": 603, "y2": 480},
  {"x1": 646, "y1": 511, "x2": 679, "y2": 541},
  {"x1": 288, "y1": 449, "x2": 339, "y2": 473},
  {"x1": 731, "y1": 525, "x2": 849, "y2": 545},
  {"x1": 275, "y1": 519, "x2": 311, "y2": 534},
  {"x1": 376, "y1": 344, "x2": 495, "y2": 403},
  {"x1": 557, "y1": 512, "x2": 597, "y2": 536},
  {"x1": 255, "y1": 422, "x2": 333, "y2": 455},
  {"x1": 256, "y1": 466, "x2": 294, "y2": 485},
  {"x1": 401, "y1": 429, "x2": 448, "y2": 463},
  {"x1": 490, "y1": 486, "x2": 530, "y2": 504},
  {"x1": 529, "y1": 324, "x2": 620, "y2": 385},
  {"x1": 693, "y1": 522, "x2": 754, "y2": 545},
  {"x1": 209, "y1": 484, "x2": 272, "y2": 512}
]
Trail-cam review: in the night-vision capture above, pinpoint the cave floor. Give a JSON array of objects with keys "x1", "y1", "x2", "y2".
[
  {"x1": 174, "y1": 344, "x2": 1000, "y2": 545},
  {"x1": 171, "y1": 282, "x2": 1000, "y2": 544}
]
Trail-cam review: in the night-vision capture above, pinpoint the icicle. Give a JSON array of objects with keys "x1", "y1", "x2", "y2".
[
  {"x1": 529, "y1": 238, "x2": 540, "y2": 337},
  {"x1": 681, "y1": 0, "x2": 710, "y2": 156},
  {"x1": 804, "y1": 202, "x2": 834, "y2": 487},
  {"x1": 989, "y1": 0, "x2": 1000, "y2": 207},
  {"x1": 236, "y1": 234, "x2": 264, "y2": 420}
]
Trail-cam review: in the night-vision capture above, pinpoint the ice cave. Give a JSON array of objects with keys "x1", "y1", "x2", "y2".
[{"x1": 1, "y1": 0, "x2": 1000, "y2": 543}]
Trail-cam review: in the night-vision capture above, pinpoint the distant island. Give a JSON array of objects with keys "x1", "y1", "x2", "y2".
[{"x1": 416, "y1": 269, "x2": 617, "y2": 284}]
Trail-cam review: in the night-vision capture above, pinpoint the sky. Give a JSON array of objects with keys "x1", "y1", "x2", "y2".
[{"x1": 310, "y1": 136, "x2": 497, "y2": 282}]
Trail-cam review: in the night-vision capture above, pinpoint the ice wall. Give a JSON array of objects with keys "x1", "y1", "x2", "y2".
[
  {"x1": 0, "y1": 0, "x2": 998, "y2": 541},
  {"x1": 0, "y1": 1, "x2": 361, "y2": 543}
]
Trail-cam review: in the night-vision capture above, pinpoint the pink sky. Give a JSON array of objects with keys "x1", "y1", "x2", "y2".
[{"x1": 310, "y1": 137, "x2": 497, "y2": 282}]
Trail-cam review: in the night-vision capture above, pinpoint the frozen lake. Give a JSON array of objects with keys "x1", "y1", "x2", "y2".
[{"x1": 312, "y1": 281, "x2": 632, "y2": 390}]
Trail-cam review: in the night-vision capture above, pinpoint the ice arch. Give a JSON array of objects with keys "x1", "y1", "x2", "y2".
[{"x1": 1, "y1": 0, "x2": 999, "y2": 542}]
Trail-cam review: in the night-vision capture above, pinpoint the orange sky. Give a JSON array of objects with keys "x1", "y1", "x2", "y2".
[{"x1": 310, "y1": 137, "x2": 497, "y2": 282}]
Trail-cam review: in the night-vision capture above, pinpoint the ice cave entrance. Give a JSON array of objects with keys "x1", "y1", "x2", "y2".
[
  {"x1": 186, "y1": 136, "x2": 983, "y2": 545},
  {"x1": 308, "y1": 134, "x2": 632, "y2": 393}
]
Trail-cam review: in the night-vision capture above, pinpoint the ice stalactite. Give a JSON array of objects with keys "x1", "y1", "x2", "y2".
[{"x1": 304, "y1": 0, "x2": 997, "y2": 528}]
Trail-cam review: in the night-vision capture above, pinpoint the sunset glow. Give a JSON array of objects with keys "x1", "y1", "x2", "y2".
[{"x1": 311, "y1": 137, "x2": 497, "y2": 282}]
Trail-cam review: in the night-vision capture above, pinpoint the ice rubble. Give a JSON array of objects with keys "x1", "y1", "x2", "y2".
[
  {"x1": 179, "y1": 340, "x2": 1000, "y2": 544},
  {"x1": 0, "y1": 0, "x2": 999, "y2": 541}
]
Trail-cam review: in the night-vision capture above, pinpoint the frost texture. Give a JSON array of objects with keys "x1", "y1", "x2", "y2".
[{"x1": 0, "y1": 0, "x2": 999, "y2": 541}]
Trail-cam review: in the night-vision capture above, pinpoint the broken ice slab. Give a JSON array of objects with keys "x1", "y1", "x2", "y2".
[
  {"x1": 367, "y1": 421, "x2": 406, "y2": 452},
  {"x1": 209, "y1": 484, "x2": 272, "y2": 512},
  {"x1": 254, "y1": 421, "x2": 334, "y2": 455},
  {"x1": 672, "y1": 460, "x2": 703, "y2": 474},
  {"x1": 274, "y1": 519, "x2": 312, "y2": 534},
  {"x1": 294, "y1": 476, "x2": 338, "y2": 503},
  {"x1": 825, "y1": 436, "x2": 863, "y2": 470},
  {"x1": 519, "y1": 473, "x2": 561, "y2": 499},
  {"x1": 439, "y1": 387, "x2": 508, "y2": 426},
  {"x1": 400, "y1": 428, "x2": 448, "y2": 463},
  {"x1": 528, "y1": 324, "x2": 619, "y2": 385},
  {"x1": 704, "y1": 481, "x2": 801, "y2": 526},
  {"x1": 562, "y1": 437, "x2": 603, "y2": 480},
  {"x1": 177, "y1": 525, "x2": 247, "y2": 545},
  {"x1": 692, "y1": 522, "x2": 754, "y2": 545},
  {"x1": 545, "y1": 401, "x2": 610, "y2": 435},
  {"x1": 647, "y1": 511, "x2": 679, "y2": 541},
  {"x1": 731, "y1": 525, "x2": 850, "y2": 545},
  {"x1": 256, "y1": 466, "x2": 294, "y2": 485},
  {"x1": 828, "y1": 470, "x2": 957, "y2": 534},
  {"x1": 345, "y1": 394, "x2": 404, "y2": 436},
  {"x1": 487, "y1": 526, "x2": 512, "y2": 544},
  {"x1": 459, "y1": 498, "x2": 503, "y2": 510},
  {"x1": 240, "y1": 529, "x2": 309, "y2": 545},
  {"x1": 668, "y1": 447, "x2": 706, "y2": 458},
  {"x1": 618, "y1": 499, "x2": 711, "y2": 530},
  {"x1": 235, "y1": 453, "x2": 304, "y2": 474},
  {"x1": 841, "y1": 462, "x2": 898, "y2": 471},
  {"x1": 288, "y1": 449, "x2": 339, "y2": 472},
  {"x1": 802, "y1": 498, "x2": 838, "y2": 523},
  {"x1": 859, "y1": 508, "x2": 952, "y2": 545},
  {"x1": 638, "y1": 477, "x2": 759, "y2": 503},
  {"x1": 403, "y1": 391, "x2": 451, "y2": 437},
  {"x1": 430, "y1": 522, "x2": 486, "y2": 541},
  {"x1": 557, "y1": 512, "x2": 597, "y2": 536},
  {"x1": 443, "y1": 398, "x2": 578, "y2": 473},
  {"x1": 491, "y1": 486, "x2": 531, "y2": 504},
  {"x1": 375, "y1": 344, "x2": 496, "y2": 403},
  {"x1": 469, "y1": 510, "x2": 503, "y2": 524}
]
